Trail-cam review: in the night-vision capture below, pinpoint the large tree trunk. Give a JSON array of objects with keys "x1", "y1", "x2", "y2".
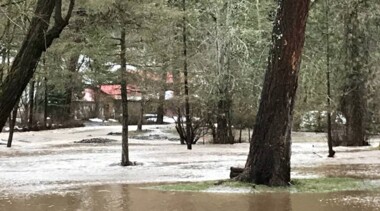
[
  {"x1": 120, "y1": 27, "x2": 132, "y2": 166},
  {"x1": 339, "y1": 1, "x2": 368, "y2": 146},
  {"x1": 236, "y1": 0, "x2": 310, "y2": 186},
  {"x1": 0, "y1": 0, "x2": 75, "y2": 132}
]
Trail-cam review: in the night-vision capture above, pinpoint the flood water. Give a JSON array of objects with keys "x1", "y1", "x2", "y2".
[
  {"x1": 1, "y1": 184, "x2": 379, "y2": 211},
  {"x1": 1, "y1": 125, "x2": 380, "y2": 210}
]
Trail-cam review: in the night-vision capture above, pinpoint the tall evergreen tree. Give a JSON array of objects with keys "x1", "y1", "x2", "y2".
[{"x1": 339, "y1": 0, "x2": 369, "y2": 146}]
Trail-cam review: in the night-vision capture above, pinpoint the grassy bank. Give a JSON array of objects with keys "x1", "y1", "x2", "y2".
[{"x1": 149, "y1": 177, "x2": 380, "y2": 193}]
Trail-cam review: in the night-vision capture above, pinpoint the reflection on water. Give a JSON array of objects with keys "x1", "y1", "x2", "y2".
[{"x1": 0, "y1": 184, "x2": 379, "y2": 211}]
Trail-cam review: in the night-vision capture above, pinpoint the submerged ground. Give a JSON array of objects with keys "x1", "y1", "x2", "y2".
[{"x1": 0, "y1": 124, "x2": 379, "y2": 210}]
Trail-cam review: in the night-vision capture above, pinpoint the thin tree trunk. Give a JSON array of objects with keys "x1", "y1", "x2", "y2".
[
  {"x1": 248, "y1": 128, "x2": 251, "y2": 142},
  {"x1": 325, "y1": 0, "x2": 335, "y2": 157},
  {"x1": 64, "y1": 54, "x2": 80, "y2": 120},
  {"x1": 0, "y1": 48, "x2": 6, "y2": 82},
  {"x1": 156, "y1": 73, "x2": 166, "y2": 124},
  {"x1": 94, "y1": 89, "x2": 100, "y2": 118},
  {"x1": 0, "y1": 0, "x2": 75, "y2": 132},
  {"x1": 137, "y1": 96, "x2": 144, "y2": 131},
  {"x1": 120, "y1": 27, "x2": 131, "y2": 166},
  {"x1": 44, "y1": 76, "x2": 48, "y2": 129},
  {"x1": 42, "y1": 55, "x2": 48, "y2": 129},
  {"x1": 182, "y1": 0, "x2": 192, "y2": 150},
  {"x1": 177, "y1": 108, "x2": 186, "y2": 145},
  {"x1": 236, "y1": 0, "x2": 311, "y2": 186},
  {"x1": 239, "y1": 128, "x2": 242, "y2": 143},
  {"x1": 34, "y1": 77, "x2": 40, "y2": 120},
  {"x1": 7, "y1": 106, "x2": 18, "y2": 147},
  {"x1": 227, "y1": 110, "x2": 234, "y2": 144},
  {"x1": 28, "y1": 80, "x2": 35, "y2": 129}
]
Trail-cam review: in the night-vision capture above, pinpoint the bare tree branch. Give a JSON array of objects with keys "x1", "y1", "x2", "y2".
[
  {"x1": 0, "y1": 0, "x2": 25, "y2": 8},
  {"x1": 54, "y1": 0, "x2": 64, "y2": 25},
  {"x1": 64, "y1": 0, "x2": 75, "y2": 22},
  {"x1": 44, "y1": 0, "x2": 76, "y2": 50}
]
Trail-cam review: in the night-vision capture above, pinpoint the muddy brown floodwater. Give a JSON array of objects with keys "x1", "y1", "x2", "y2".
[
  {"x1": 1, "y1": 124, "x2": 380, "y2": 210},
  {"x1": 1, "y1": 184, "x2": 380, "y2": 211}
]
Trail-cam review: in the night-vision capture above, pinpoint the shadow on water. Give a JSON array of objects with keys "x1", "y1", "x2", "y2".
[{"x1": 1, "y1": 184, "x2": 379, "y2": 211}]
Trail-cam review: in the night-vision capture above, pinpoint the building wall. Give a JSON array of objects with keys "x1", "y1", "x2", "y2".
[{"x1": 72, "y1": 100, "x2": 157, "y2": 124}]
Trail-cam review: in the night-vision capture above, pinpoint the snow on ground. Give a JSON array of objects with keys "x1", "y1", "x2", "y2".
[{"x1": 0, "y1": 124, "x2": 379, "y2": 195}]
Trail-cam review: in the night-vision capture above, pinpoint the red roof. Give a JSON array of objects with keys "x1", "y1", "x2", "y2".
[
  {"x1": 166, "y1": 72, "x2": 174, "y2": 84},
  {"x1": 100, "y1": 85, "x2": 141, "y2": 99}
]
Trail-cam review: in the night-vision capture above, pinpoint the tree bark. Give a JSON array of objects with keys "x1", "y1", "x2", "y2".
[
  {"x1": 248, "y1": 128, "x2": 251, "y2": 143},
  {"x1": 325, "y1": 0, "x2": 335, "y2": 157},
  {"x1": 28, "y1": 80, "x2": 35, "y2": 129},
  {"x1": 43, "y1": 76, "x2": 48, "y2": 128},
  {"x1": 137, "y1": 96, "x2": 145, "y2": 131},
  {"x1": 236, "y1": 0, "x2": 311, "y2": 186},
  {"x1": 7, "y1": 106, "x2": 18, "y2": 147},
  {"x1": 182, "y1": 0, "x2": 192, "y2": 150},
  {"x1": 42, "y1": 55, "x2": 48, "y2": 129},
  {"x1": 230, "y1": 167, "x2": 244, "y2": 179},
  {"x1": 120, "y1": 27, "x2": 132, "y2": 166},
  {"x1": 0, "y1": 0, "x2": 75, "y2": 132},
  {"x1": 156, "y1": 73, "x2": 166, "y2": 124},
  {"x1": 239, "y1": 128, "x2": 242, "y2": 143},
  {"x1": 0, "y1": 46, "x2": 6, "y2": 82},
  {"x1": 176, "y1": 109, "x2": 186, "y2": 145},
  {"x1": 215, "y1": 98, "x2": 234, "y2": 144}
]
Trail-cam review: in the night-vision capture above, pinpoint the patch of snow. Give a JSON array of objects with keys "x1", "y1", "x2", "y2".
[
  {"x1": 108, "y1": 64, "x2": 137, "y2": 72},
  {"x1": 108, "y1": 119, "x2": 118, "y2": 123},
  {"x1": 165, "y1": 90, "x2": 174, "y2": 100},
  {"x1": 89, "y1": 118, "x2": 104, "y2": 123},
  {"x1": 144, "y1": 114, "x2": 157, "y2": 118},
  {"x1": 146, "y1": 115, "x2": 176, "y2": 124}
]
